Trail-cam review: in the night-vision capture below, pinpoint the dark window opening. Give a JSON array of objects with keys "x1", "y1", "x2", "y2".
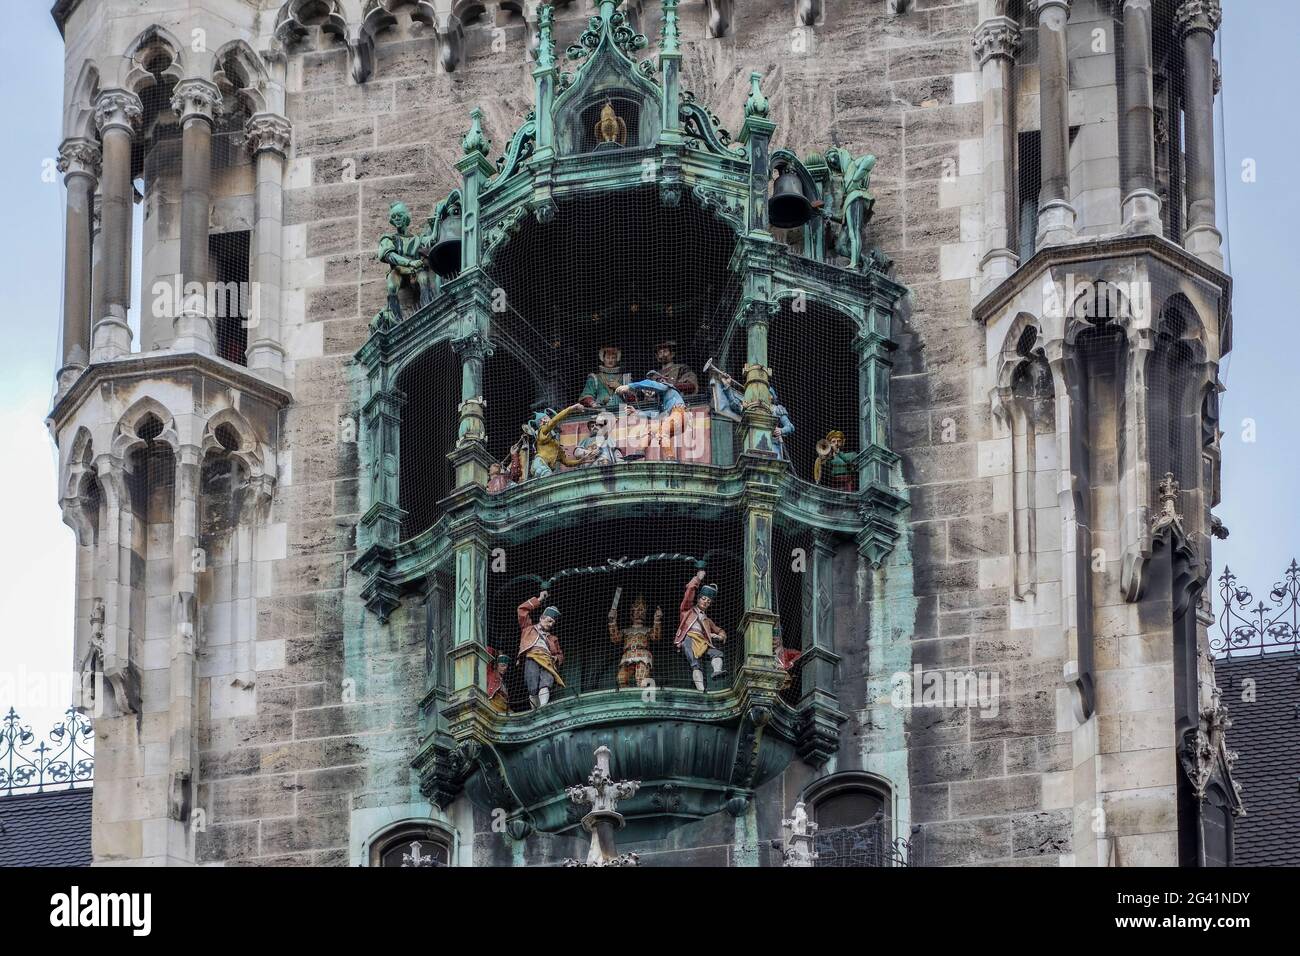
[
  {"x1": 371, "y1": 825, "x2": 451, "y2": 867},
  {"x1": 398, "y1": 343, "x2": 459, "y2": 539},
  {"x1": 1016, "y1": 130, "x2": 1041, "y2": 263},
  {"x1": 210, "y1": 231, "x2": 250, "y2": 365}
]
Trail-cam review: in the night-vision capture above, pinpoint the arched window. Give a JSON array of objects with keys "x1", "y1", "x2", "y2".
[
  {"x1": 368, "y1": 823, "x2": 452, "y2": 868},
  {"x1": 804, "y1": 772, "x2": 895, "y2": 867}
]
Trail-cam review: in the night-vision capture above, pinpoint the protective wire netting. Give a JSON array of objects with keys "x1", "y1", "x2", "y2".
[
  {"x1": 397, "y1": 169, "x2": 866, "y2": 708},
  {"x1": 1007, "y1": 2, "x2": 1207, "y2": 531},
  {"x1": 1009, "y1": 0, "x2": 1189, "y2": 257}
]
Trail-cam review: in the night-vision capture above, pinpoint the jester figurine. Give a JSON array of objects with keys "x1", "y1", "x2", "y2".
[
  {"x1": 825, "y1": 148, "x2": 877, "y2": 271},
  {"x1": 579, "y1": 345, "x2": 630, "y2": 411},
  {"x1": 608, "y1": 591, "x2": 663, "y2": 689},
  {"x1": 516, "y1": 590, "x2": 565, "y2": 709},
  {"x1": 674, "y1": 570, "x2": 727, "y2": 691},
  {"x1": 814, "y1": 429, "x2": 857, "y2": 490},
  {"x1": 376, "y1": 201, "x2": 436, "y2": 320},
  {"x1": 485, "y1": 646, "x2": 511, "y2": 713},
  {"x1": 528, "y1": 403, "x2": 586, "y2": 478},
  {"x1": 617, "y1": 371, "x2": 688, "y2": 463}
]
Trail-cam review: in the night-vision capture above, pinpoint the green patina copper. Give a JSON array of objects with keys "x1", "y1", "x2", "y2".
[{"x1": 351, "y1": 0, "x2": 910, "y2": 839}]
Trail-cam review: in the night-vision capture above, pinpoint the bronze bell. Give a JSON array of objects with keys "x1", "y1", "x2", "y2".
[
  {"x1": 429, "y1": 210, "x2": 463, "y2": 277},
  {"x1": 768, "y1": 167, "x2": 812, "y2": 229}
]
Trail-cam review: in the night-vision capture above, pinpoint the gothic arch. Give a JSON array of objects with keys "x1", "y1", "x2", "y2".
[
  {"x1": 110, "y1": 397, "x2": 181, "y2": 461},
  {"x1": 65, "y1": 60, "x2": 101, "y2": 141},
  {"x1": 120, "y1": 25, "x2": 187, "y2": 94},
  {"x1": 212, "y1": 40, "x2": 271, "y2": 115},
  {"x1": 201, "y1": 407, "x2": 272, "y2": 482}
]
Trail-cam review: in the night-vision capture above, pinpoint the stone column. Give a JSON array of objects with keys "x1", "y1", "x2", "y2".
[
  {"x1": 1120, "y1": 0, "x2": 1162, "y2": 234},
  {"x1": 245, "y1": 113, "x2": 291, "y2": 380},
  {"x1": 450, "y1": 330, "x2": 494, "y2": 489},
  {"x1": 171, "y1": 79, "x2": 222, "y2": 354},
  {"x1": 90, "y1": 192, "x2": 105, "y2": 344},
  {"x1": 973, "y1": 15, "x2": 1021, "y2": 291},
  {"x1": 1033, "y1": 0, "x2": 1076, "y2": 246},
  {"x1": 1176, "y1": 0, "x2": 1223, "y2": 269},
  {"x1": 168, "y1": 442, "x2": 202, "y2": 834},
  {"x1": 92, "y1": 90, "x2": 141, "y2": 362},
  {"x1": 57, "y1": 138, "x2": 101, "y2": 390}
]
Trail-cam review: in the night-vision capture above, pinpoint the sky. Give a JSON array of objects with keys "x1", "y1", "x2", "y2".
[{"x1": 0, "y1": 0, "x2": 1295, "y2": 738}]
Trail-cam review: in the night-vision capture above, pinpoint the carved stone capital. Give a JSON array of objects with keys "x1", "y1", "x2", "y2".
[
  {"x1": 57, "y1": 137, "x2": 102, "y2": 181},
  {"x1": 93, "y1": 89, "x2": 143, "y2": 135},
  {"x1": 245, "y1": 112, "x2": 292, "y2": 157},
  {"x1": 1175, "y1": 0, "x2": 1221, "y2": 37},
  {"x1": 451, "y1": 330, "x2": 494, "y2": 362},
  {"x1": 972, "y1": 17, "x2": 1021, "y2": 67},
  {"x1": 170, "y1": 78, "x2": 223, "y2": 125}
]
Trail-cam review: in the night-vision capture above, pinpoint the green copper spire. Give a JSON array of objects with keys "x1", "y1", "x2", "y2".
[
  {"x1": 661, "y1": 0, "x2": 681, "y2": 55},
  {"x1": 744, "y1": 71, "x2": 769, "y2": 119},
  {"x1": 537, "y1": 2, "x2": 556, "y2": 70},
  {"x1": 462, "y1": 107, "x2": 490, "y2": 157}
]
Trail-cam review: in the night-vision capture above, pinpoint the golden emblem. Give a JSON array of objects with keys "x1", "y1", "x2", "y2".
[{"x1": 594, "y1": 99, "x2": 627, "y2": 146}]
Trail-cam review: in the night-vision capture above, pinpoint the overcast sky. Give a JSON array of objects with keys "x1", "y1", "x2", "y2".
[{"x1": 0, "y1": 0, "x2": 1294, "y2": 738}]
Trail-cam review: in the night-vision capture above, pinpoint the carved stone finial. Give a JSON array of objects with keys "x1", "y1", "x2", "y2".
[
  {"x1": 1154, "y1": 471, "x2": 1183, "y2": 527},
  {"x1": 462, "y1": 107, "x2": 491, "y2": 157},
  {"x1": 779, "y1": 799, "x2": 819, "y2": 866},
  {"x1": 563, "y1": 745, "x2": 641, "y2": 866},
  {"x1": 744, "y1": 71, "x2": 769, "y2": 119}
]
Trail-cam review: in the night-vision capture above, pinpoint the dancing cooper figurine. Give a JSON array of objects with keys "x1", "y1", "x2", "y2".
[{"x1": 673, "y1": 570, "x2": 727, "y2": 691}]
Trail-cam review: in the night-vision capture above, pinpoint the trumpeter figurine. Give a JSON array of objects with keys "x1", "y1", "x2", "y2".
[
  {"x1": 673, "y1": 570, "x2": 727, "y2": 691},
  {"x1": 814, "y1": 429, "x2": 856, "y2": 490}
]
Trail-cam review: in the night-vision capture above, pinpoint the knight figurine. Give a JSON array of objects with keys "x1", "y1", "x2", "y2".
[
  {"x1": 608, "y1": 591, "x2": 663, "y2": 689},
  {"x1": 825, "y1": 148, "x2": 876, "y2": 271},
  {"x1": 376, "y1": 201, "x2": 436, "y2": 320},
  {"x1": 673, "y1": 570, "x2": 727, "y2": 691},
  {"x1": 516, "y1": 591, "x2": 565, "y2": 709}
]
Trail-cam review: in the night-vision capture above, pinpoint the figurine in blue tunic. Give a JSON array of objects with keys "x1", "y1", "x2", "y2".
[{"x1": 617, "y1": 371, "x2": 688, "y2": 463}]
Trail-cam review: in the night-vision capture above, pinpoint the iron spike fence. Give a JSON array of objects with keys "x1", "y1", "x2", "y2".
[
  {"x1": 0, "y1": 706, "x2": 94, "y2": 797},
  {"x1": 1213, "y1": 560, "x2": 1300, "y2": 658}
]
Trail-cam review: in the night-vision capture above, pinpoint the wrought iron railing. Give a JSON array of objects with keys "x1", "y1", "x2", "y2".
[
  {"x1": 813, "y1": 813, "x2": 915, "y2": 867},
  {"x1": 0, "y1": 706, "x2": 94, "y2": 797},
  {"x1": 1213, "y1": 560, "x2": 1300, "y2": 658}
]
